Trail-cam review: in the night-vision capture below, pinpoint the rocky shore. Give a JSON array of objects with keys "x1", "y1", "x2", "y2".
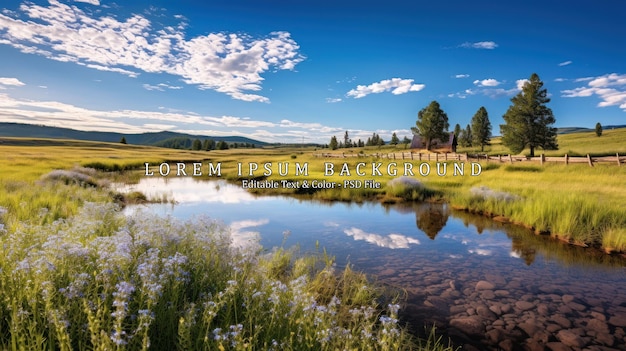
[{"x1": 370, "y1": 257, "x2": 626, "y2": 350}]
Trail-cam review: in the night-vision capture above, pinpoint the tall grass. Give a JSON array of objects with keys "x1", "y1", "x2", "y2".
[
  {"x1": 0, "y1": 201, "x2": 457, "y2": 350},
  {"x1": 446, "y1": 164, "x2": 626, "y2": 251}
]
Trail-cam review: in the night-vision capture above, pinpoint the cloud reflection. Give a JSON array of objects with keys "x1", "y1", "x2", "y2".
[
  {"x1": 468, "y1": 248, "x2": 492, "y2": 256},
  {"x1": 116, "y1": 178, "x2": 265, "y2": 204},
  {"x1": 229, "y1": 219, "x2": 268, "y2": 250},
  {"x1": 343, "y1": 227, "x2": 420, "y2": 249}
]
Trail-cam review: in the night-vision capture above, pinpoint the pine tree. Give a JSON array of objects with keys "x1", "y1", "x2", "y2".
[
  {"x1": 191, "y1": 138, "x2": 202, "y2": 150},
  {"x1": 461, "y1": 124, "x2": 473, "y2": 147},
  {"x1": 411, "y1": 101, "x2": 449, "y2": 150},
  {"x1": 402, "y1": 136, "x2": 411, "y2": 148},
  {"x1": 329, "y1": 136, "x2": 338, "y2": 150},
  {"x1": 500, "y1": 73, "x2": 558, "y2": 156},
  {"x1": 390, "y1": 132, "x2": 400, "y2": 145},
  {"x1": 119, "y1": 136, "x2": 127, "y2": 144},
  {"x1": 595, "y1": 122, "x2": 603, "y2": 137},
  {"x1": 471, "y1": 106, "x2": 492, "y2": 151},
  {"x1": 453, "y1": 124, "x2": 462, "y2": 139}
]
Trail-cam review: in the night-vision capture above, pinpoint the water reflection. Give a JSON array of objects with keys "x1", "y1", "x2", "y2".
[
  {"x1": 343, "y1": 227, "x2": 420, "y2": 249},
  {"x1": 414, "y1": 203, "x2": 449, "y2": 240},
  {"x1": 120, "y1": 178, "x2": 626, "y2": 349}
]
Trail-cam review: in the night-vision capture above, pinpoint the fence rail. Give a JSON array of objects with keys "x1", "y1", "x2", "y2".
[{"x1": 313, "y1": 152, "x2": 624, "y2": 167}]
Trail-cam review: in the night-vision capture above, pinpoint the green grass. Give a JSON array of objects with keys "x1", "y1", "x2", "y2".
[
  {"x1": 457, "y1": 127, "x2": 626, "y2": 156},
  {"x1": 0, "y1": 139, "x2": 460, "y2": 350},
  {"x1": 0, "y1": 201, "x2": 457, "y2": 350}
]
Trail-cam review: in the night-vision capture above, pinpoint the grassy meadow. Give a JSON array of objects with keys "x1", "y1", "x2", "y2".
[
  {"x1": 0, "y1": 129, "x2": 625, "y2": 350},
  {"x1": 0, "y1": 137, "x2": 461, "y2": 350}
]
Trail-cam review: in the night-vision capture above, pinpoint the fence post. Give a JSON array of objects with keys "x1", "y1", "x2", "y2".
[
  {"x1": 565, "y1": 154, "x2": 569, "y2": 165},
  {"x1": 465, "y1": 153, "x2": 469, "y2": 162},
  {"x1": 587, "y1": 154, "x2": 594, "y2": 167},
  {"x1": 618, "y1": 153, "x2": 621, "y2": 166},
  {"x1": 436, "y1": 153, "x2": 439, "y2": 162},
  {"x1": 540, "y1": 154, "x2": 545, "y2": 166}
]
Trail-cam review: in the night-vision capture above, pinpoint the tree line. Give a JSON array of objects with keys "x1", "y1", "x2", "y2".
[
  {"x1": 326, "y1": 131, "x2": 412, "y2": 150},
  {"x1": 151, "y1": 137, "x2": 256, "y2": 151},
  {"x1": 330, "y1": 73, "x2": 612, "y2": 157}
]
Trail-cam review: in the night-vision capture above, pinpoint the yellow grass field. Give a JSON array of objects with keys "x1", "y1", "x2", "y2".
[{"x1": 2, "y1": 130, "x2": 626, "y2": 253}]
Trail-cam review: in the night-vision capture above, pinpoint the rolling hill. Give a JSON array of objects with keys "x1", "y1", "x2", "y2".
[{"x1": 0, "y1": 122, "x2": 267, "y2": 147}]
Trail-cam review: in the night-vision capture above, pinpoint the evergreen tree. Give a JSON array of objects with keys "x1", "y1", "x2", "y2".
[
  {"x1": 329, "y1": 136, "x2": 338, "y2": 150},
  {"x1": 461, "y1": 124, "x2": 473, "y2": 147},
  {"x1": 191, "y1": 138, "x2": 202, "y2": 150},
  {"x1": 119, "y1": 136, "x2": 127, "y2": 144},
  {"x1": 595, "y1": 122, "x2": 603, "y2": 137},
  {"x1": 453, "y1": 123, "x2": 462, "y2": 139},
  {"x1": 216, "y1": 141, "x2": 229, "y2": 150},
  {"x1": 390, "y1": 132, "x2": 400, "y2": 145},
  {"x1": 402, "y1": 136, "x2": 411, "y2": 148},
  {"x1": 471, "y1": 106, "x2": 492, "y2": 151},
  {"x1": 500, "y1": 73, "x2": 558, "y2": 156},
  {"x1": 411, "y1": 100, "x2": 449, "y2": 150},
  {"x1": 343, "y1": 131, "x2": 351, "y2": 148}
]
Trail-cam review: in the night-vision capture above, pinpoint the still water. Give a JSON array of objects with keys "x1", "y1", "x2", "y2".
[{"x1": 120, "y1": 178, "x2": 626, "y2": 350}]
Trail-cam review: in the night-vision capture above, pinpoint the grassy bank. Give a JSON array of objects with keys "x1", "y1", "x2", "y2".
[
  {"x1": 3, "y1": 135, "x2": 626, "y2": 252},
  {"x1": 1, "y1": 203, "x2": 438, "y2": 350},
  {"x1": 0, "y1": 139, "x2": 459, "y2": 349}
]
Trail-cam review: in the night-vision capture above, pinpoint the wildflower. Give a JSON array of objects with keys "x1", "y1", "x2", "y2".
[
  {"x1": 213, "y1": 328, "x2": 223, "y2": 340},
  {"x1": 387, "y1": 303, "x2": 400, "y2": 316},
  {"x1": 110, "y1": 330, "x2": 127, "y2": 346}
]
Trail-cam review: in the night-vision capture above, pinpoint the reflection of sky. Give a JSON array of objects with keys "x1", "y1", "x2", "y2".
[
  {"x1": 115, "y1": 178, "x2": 268, "y2": 203},
  {"x1": 343, "y1": 227, "x2": 420, "y2": 249},
  {"x1": 229, "y1": 219, "x2": 267, "y2": 250},
  {"x1": 122, "y1": 178, "x2": 626, "y2": 280}
]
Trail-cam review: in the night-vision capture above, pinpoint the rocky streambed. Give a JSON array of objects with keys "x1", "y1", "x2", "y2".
[{"x1": 371, "y1": 258, "x2": 626, "y2": 351}]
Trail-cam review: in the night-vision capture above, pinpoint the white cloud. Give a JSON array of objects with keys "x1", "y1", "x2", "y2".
[
  {"x1": 562, "y1": 73, "x2": 626, "y2": 111},
  {"x1": 0, "y1": 77, "x2": 25, "y2": 86},
  {"x1": 143, "y1": 83, "x2": 183, "y2": 91},
  {"x1": 473, "y1": 78, "x2": 501, "y2": 87},
  {"x1": 0, "y1": 2, "x2": 304, "y2": 102},
  {"x1": 346, "y1": 78, "x2": 425, "y2": 99},
  {"x1": 516, "y1": 79, "x2": 529, "y2": 90},
  {"x1": 343, "y1": 227, "x2": 420, "y2": 249},
  {"x1": 460, "y1": 41, "x2": 498, "y2": 49},
  {"x1": 325, "y1": 97, "x2": 342, "y2": 103},
  {"x1": 558, "y1": 60, "x2": 572, "y2": 66},
  {"x1": 74, "y1": 0, "x2": 100, "y2": 5},
  {"x1": 455, "y1": 74, "x2": 469, "y2": 78},
  {"x1": 575, "y1": 77, "x2": 594, "y2": 82},
  {"x1": 0, "y1": 92, "x2": 359, "y2": 143},
  {"x1": 450, "y1": 78, "x2": 527, "y2": 99},
  {"x1": 554, "y1": 78, "x2": 567, "y2": 82}
]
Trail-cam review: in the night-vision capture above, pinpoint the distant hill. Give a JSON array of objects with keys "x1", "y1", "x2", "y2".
[
  {"x1": 557, "y1": 125, "x2": 626, "y2": 134},
  {"x1": 0, "y1": 122, "x2": 267, "y2": 147}
]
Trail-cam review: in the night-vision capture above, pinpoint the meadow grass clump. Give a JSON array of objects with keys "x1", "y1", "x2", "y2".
[
  {"x1": 39, "y1": 169, "x2": 99, "y2": 188},
  {"x1": 0, "y1": 202, "x2": 444, "y2": 350},
  {"x1": 385, "y1": 177, "x2": 434, "y2": 202}
]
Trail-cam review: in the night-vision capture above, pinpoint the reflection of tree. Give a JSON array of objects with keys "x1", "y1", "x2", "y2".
[
  {"x1": 511, "y1": 238, "x2": 536, "y2": 265},
  {"x1": 415, "y1": 204, "x2": 449, "y2": 240}
]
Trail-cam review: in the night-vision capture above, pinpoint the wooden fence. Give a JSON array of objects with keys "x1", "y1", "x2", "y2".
[{"x1": 313, "y1": 152, "x2": 625, "y2": 167}]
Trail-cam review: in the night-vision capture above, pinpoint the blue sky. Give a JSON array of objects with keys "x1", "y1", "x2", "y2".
[{"x1": 0, "y1": 0, "x2": 625, "y2": 144}]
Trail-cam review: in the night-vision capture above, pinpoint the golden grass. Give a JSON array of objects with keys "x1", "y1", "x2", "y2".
[
  {"x1": 2, "y1": 134, "x2": 626, "y2": 252},
  {"x1": 457, "y1": 127, "x2": 626, "y2": 156}
]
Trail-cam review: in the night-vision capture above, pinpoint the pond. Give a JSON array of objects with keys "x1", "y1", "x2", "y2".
[{"x1": 119, "y1": 177, "x2": 626, "y2": 350}]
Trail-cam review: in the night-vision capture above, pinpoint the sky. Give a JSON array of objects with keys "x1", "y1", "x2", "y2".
[{"x1": 0, "y1": 0, "x2": 625, "y2": 144}]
